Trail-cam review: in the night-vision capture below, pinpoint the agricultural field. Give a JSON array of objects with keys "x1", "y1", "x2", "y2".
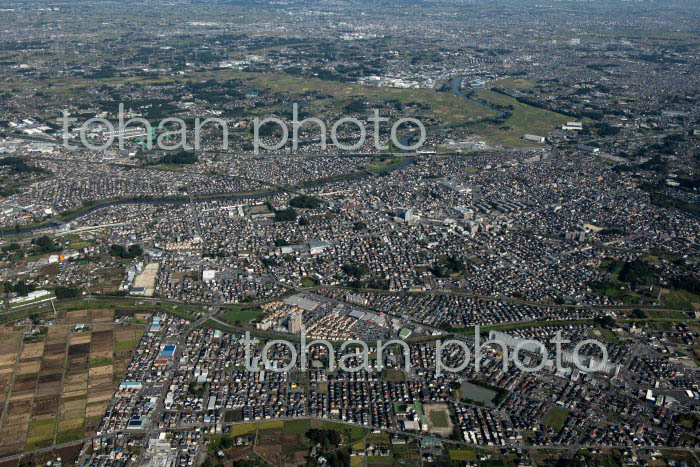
[
  {"x1": 663, "y1": 289, "x2": 700, "y2": 310},
  {"x1": 0, "y1": 309, "x2": 148, "y2": 457},
  {"x1": 256, "y1": 425, "x2": 310, "y2": 466},
  {"x1": 206, "y1": 419, "x2": 363, "y2": 467},
  {"x1": 390, "y1": 440, "x2": 421, "y2": 465},
  {"x1": 313, "y1": 419, "x2": 367, "y2": 442},
  {"x1": 448, "y1": 448, "x2": 477, "y2": 462}
]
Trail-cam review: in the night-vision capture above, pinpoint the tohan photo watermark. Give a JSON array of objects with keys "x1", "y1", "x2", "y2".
[
  {"x1": 57, "y1": 103, "x2": 427, "y2": 155},
  {"x1": 243, "y1": 326, "x2": 610, "y2": 377}
]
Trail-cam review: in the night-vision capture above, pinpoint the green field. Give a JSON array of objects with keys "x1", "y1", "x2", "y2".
[
  {"x1": 114, "y1": 331, "x2": 144, "y2": 351},
  {"x1": 449, "y1": 448, "x2": 477, "y2": 461},
  {"x1": 664, "y1": 289, "x2": 700, "y2": 310},
  {"x1": 382, "y1": 369, "x2": 406, "y2": 382},
  {"x1": 257, "y1": 420, "x2": 285, "y2": 431},
  {"x1": 301, "y1": 277, "x2": 319, "y2": 288},
  {"x1": 492, "y1": 78, "x2": 537, "y2": 89},
  {"x1": 27, "y1": 419, "x2": 56, "y2": 437},
  {"x1": 89, "y1": 357, "x2": 114, "y2": 367},
  {"x1": 470, "y1": 89, "x2": 569, "y2": 146},
  {"x1": 316, "y1": 420, "x2": 366, "y2": 442},
  {"x1": 223, "y1": 409, "x2": 243, "y2": 423},
  {"x1": 283, "y1": 419, "x2": 311, "y2": 434},
  {"x1": 235, "y1": 72, "x2": 495, "y2": 125},
  {"x1": 366, "y1": 156, "x2": 407, "y2": 172},
  {"x1": 220, "y1": 306, "x2": 265, "y2": 325},
  {"x1": 228, "y1": 423, "x2": 259, "y2": 437},
  {"x1": 589, "y1": 282, "x2": 641, "y2": 305},
  {"x1": 542, "y1": 407, "x2": 570, "y2": 431},
  {"x1": 428, "y1": 410, "x2": 449, "y2": 428},
  {"x1": 595, "y1": 326, "x2": 619, "y2": 343},
  {"x1": 646, "y1": 309, "x2": 689, "y2": 320}
]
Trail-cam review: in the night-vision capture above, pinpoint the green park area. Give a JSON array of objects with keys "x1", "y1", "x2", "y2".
[
  {"x1": 220, "y1": 306, "x2": 265, "y2": 326},
  {"x1": 469, "y1": 89, "x2": 569, "y2": 147}
]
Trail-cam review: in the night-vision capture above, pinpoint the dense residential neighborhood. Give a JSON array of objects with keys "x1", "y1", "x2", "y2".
[{"x1": 0, "y1": 0, "x2": 699, "y2": 465}]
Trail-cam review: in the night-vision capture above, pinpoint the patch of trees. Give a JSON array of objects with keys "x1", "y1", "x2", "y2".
[
  {"x1": 594, "y1": 315, "x2": 616, "y2": 328},
  {"x1": 55, "y1": 286, "x2": 80, "y2": 299},
  {"x1": 309, "y1": 66, "x2": 345, "y2": 81},
  {"x1": 343, "y1": 263, "x2": 369, "y2": 278},
  {"x1": 274, "y1": 208, "x2": 297, "y2": 222},
  {"x1": 430, "y1": 255, "x2": 465, "y2": 278},
  {"x1": 671, "y1": 275, "x2": 700, "y2": 295},
  {"x1": 109, "y1": 244, "x2": 143, "y2": 259},
  {"x1": 676, "y1": 177, "x2": 700, "y2": 191},
  {"x1": 648, "y1": 192, "x2": 699, "y2": 215},
  {"x1": 0, "y1": 156, "x2": 47, "y2": 174},
  {"x1": 322, "y1": 449, "x2": 351, "y2": 467},
  {"x1": 155, "y1": 151, "x2": 198, "y2": 165},
  {"x1": 4, "y1": 280, "x2": 36, "y2": 297},
  {"x1": 305, "y1": 428, "x2": 342, "y2": 447},
  {"x1": 636, "y1": 155, "x2": 668, "y2": 173},
  {"x1": 86, "y1": 66, "x2": 117, "y2": 79},
  {"x1": 581, "y1": 110, "x2": 604, "y2": 121},
  {"x1": 595, "y1": 122, "x2": 620, "y2": 137},
  {"x1": 251, "y1": 121, "x2": 282, "y2": 137},
  {"x1": 364, "y1": 278, "x2": 389, "y2": 290},
  {"x1": 1, "y1": 242, "x2": 21, "y2": 253},
  {"x1": 289, "y1": 195, "x2": 322, "y2": 209},
  {"x1": 650, "y1": 135, "x2": 683, "y2": 155},
  {"x1": 344, "y1": 100, "x2": 367, "y2": 113},
  {"x1": 631, "y1": 308, "x2": 647, "y2": 319},
  {"x1": 598, "y1": 227, "x2": 626, "y2": 236},
  {"x1": 618, "y1": 260, "x2": 656, "y2": 286},
  {"x1": 32, "y1": 235, "x2": 61, "y2": 253},
  {"x1": 587, "y1": 280, "x2": 614, "y2": 296},
  {"x1": 187, "y1": 382, "x2": 208, "y2": 397}
]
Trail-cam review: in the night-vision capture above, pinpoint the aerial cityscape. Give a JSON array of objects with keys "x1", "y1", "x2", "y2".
[{"x1": 0, "y1": 0, "x2": 699, "y2": 466}]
